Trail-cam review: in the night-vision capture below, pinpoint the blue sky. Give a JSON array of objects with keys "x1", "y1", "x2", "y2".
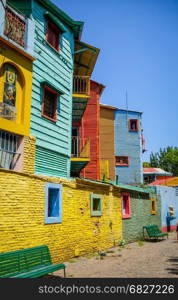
[{"x1": 54, "y1": 0, "x2": 178, "y2": 161}]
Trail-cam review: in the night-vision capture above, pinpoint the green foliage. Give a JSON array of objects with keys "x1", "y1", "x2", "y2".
[
  {"x1": 143, "y1": 162, "x2": 151, "y2": 167},
  {"x1": 150, "y1": 147, "x2": 178, "y2": 176}
]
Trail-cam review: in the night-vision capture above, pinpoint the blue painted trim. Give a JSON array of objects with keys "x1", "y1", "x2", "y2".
[{"x1": 45, "y1": 183, "x2": 62, "y2": 224}]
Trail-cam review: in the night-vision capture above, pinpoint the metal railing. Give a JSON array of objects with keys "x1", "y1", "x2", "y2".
[
  {"x1": 71, "y1": 136, "x2": 90, "y2": 158},
  {"x1": 0, "y1": 130, "x2": 21, "y2": 170},
  {"x1": 73, "y1": 76, "x2": 90, "y2": 96},
  {"x1": 0, "y1": 102, "x2": 16, "y2": 121},
  {"x1": 4, "y1": 5, "x2": 26, "y2": 48}
]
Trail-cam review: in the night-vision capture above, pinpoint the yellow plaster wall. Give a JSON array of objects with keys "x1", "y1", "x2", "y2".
[
  {"x1": 0, "y1": 40, "x2": 33, "y2": 136},
  {"x1": 0, "y1": 170, "x2": 122, "y2": 263}
]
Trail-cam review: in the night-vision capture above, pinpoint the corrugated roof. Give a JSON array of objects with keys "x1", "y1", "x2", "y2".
[
  {"x1": 149, "y1": 177, "x2": 178, "y2": 186},
  {"x1": 144, "y1": 168, "x2": 172, "y2": 175}
]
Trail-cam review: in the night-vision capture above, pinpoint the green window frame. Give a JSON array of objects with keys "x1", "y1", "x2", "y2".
[{"x1": 90, "y1": 194, "x2": 102, "y2": 217}]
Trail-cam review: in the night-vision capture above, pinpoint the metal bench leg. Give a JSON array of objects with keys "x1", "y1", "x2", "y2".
[{"x1": 64, "y1": 267, "x2": 66, "y2": 278}]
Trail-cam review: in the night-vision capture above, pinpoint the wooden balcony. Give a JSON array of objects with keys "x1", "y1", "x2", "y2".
[
  {"x1": 71, "y1": 136, "x2": 90, "y2": 177},
  {"x1": 73, "y1": 76, "x2": 90, "y2": 97}
]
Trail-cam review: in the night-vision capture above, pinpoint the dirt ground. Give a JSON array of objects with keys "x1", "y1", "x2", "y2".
[{"x1": 54, "y1": 232, "x2": 178, "y2": 278}]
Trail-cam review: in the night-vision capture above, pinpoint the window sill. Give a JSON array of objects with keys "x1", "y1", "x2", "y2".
[
  {"x1": 45, "y1": 40, "x2": 60, "y2": 54},
  {"x1": 41, "y1": 114, "x2": 57, "y2": 123},
  {"x1": 116, "y1": 164, "x2": 129, "y2": 167},
  {"x1": 122, "y1": 215, "x2": 131, "y2": 219}
]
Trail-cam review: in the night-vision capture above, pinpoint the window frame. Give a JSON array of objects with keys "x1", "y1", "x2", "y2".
[
  {"x1": 122, "y1": 192, "x2": 131, "y2": 219},
  {"x1": 115, "y1": 156, "x2": 129, "y2": 166},
  {"x1": 90, "y1": 194, "x2": 102, "y2": 217},
  {"x1": 151, "y1": 198, "x2": 156, "y2": 215},
  {"x1": 41, "y1": 85, "x2": 58, "y2": 122},
  {"x1": 46, "y1": 20, "x2": 60, "y2": 51},
  {"x1": 45, "y1": 183, "x2": 62, "y2": 224},
  {"x1": 129, "y1": 119, "x2": 139, "y2": 132}
]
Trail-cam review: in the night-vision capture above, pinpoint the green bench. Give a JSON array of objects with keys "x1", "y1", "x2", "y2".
[
  {"x1": 0, "y1": 245, "x2": 66, "y2": 278},
  {"x1": 143, "y1": 224, "x2": 168, "y2": 241}
]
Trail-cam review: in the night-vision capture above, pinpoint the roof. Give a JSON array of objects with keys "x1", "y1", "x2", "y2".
[
  {"x1": 149, "y1": 177, "x2": 178, "y2": 187},
  {"x1": 100, "y1": 104, "x2": 117, "y2": 110},
  {"x1": 74, "y1": 41, "x2": 100, "y2": 76},
  {"x1": 37, "y1": 0, "x2": 84, "y2": 39},
  {"x1": 144, "y1": 168, "x2": 172, "y2": 175},
  {"x1": 78, "y1": 178, "x2": 151, "y2": 194}
]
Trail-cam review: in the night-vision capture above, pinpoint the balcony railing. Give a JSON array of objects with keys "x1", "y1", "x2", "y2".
[
  {"x1": 71, "y1": 136, "x2": 90, "y2": 158},
  {"x1": 0, "y1": 102, "x2": 16, "y2": 121},
  {"x1": 4, "y1": 6, "x2": 26, "y2": 48},
  {"x1": 73, "y1": 76, "x2": 90, "y2": 96},
  {"x1": 0, "y1": 130, "x2": 21, "y2": 170}
]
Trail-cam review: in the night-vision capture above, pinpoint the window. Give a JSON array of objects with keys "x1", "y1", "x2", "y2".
[
  {"x1": 151, "y1": 199, "x2": 156, "y2": 215},
  {"x1": 175, "y1": 187, "x2": 178, "y2": 197},
  {"x1": 90, "y1": 194, "x2": 102, "y2": 216},
  {"x1": 0, "y1": 130, "x2": 21, "y2": 170},
  {"x1": 122, "y1": 192, "x2": 131, "y2": 218},
  {"x1": 42, "y1": 86, "x2": 58, "y2": 122},
  {"x1": 46, "y1": 20, "x2": 60, "y2": 51},
  {"x1": 129, "y1": 119, "x2": 139, "y2": 131},
  {"x1": 45, "y1": 183, "x2": 62, "y2": 224},
  {"x1": 115, "y1": 156, "x2": 129, "y2": 166}
]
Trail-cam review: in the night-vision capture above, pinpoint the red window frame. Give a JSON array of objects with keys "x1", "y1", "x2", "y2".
[
  {"x1": 129, "y1": 119, "x2": 139, "y2": 132},
  {"x1": 122, "y1": 192, "x2": 131, "y2": 219},
  {"x1": 41, "y1": 86, "x2": 58, "y2": 122},
  {"x1": 115, "y1": 156, "x2": 129, "y2": 166},
  {"x1": 46, "y1": 20, "x2": 60, "y2": 51}
]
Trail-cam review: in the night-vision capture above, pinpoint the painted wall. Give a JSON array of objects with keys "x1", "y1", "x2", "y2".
[
  {"x1": 100, "y1": 106, "x2": 115, "y2": 181},
  {"x1": 155, "y1": 185, "x2": 178, "y2": 232},
  {"x1": 0, "y1": 169, "x2": 122, "y2": 263},
  {"x1": 115, "y1": 110, "x2": 143, "y2": 184},
  {"x1": 29, "y1": 0, "x2": 75, "y2": 178},
  {"x1": 80, "y1": 80, "x2": 103, "y2": 180},
  {"x1": 122, "y1": 192, "x2": 161, "y2": 242},
  {"x1": 0, "y1": 41, "x2": 33, "y2": 136}
]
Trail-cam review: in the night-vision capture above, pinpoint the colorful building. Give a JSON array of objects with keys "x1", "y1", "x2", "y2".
[
  {"x1": 120, "y1": 184, "x2": 160, "y2": 242},
  {"x1": 115, "y1": 109, "x2": 144, "y2": 184},
  {"x1": 100, "y1": 104, "x2": 116, "y2": 181},
  {"x1": 0, "y1": 0, "x2": 35, "y2": 171},
  {"x1": 152, "y1": 185, "x2": 178, "y2": 232},
  {"x1": 144, "y1": 167, "x2": 173, "y2": 184},
  {"x1": 71, "y1": 44, "x2": 103, "y2": 179}
]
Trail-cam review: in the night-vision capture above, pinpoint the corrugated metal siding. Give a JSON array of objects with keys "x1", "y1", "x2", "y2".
[
  {"x1": 35, "y1": 146, "x2": 69, "y2": 178},
  {"x1": 30, "y1": 0, "x2": 74, "y2": 177},
  {"x1": 115, "y1": 110, "x2": 143, "y2": 184},
  {"x1": 80, "y1": 81, "x2": 100, "y2": 180},
  {"x1": 100, "y1": 107, "x2": 115, "y2": 181}
]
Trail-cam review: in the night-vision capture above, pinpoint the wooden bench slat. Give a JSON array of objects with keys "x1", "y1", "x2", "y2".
[{"x1": 0, "y1": 245, "x2": 66, "y2": 278}]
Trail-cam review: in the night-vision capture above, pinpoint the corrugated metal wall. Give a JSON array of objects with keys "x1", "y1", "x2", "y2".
[{"x1": 30, "y1": 0, "x2": 74, "y2": 177}]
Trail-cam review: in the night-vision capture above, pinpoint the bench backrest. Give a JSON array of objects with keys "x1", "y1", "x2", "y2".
[
  {"x1": 144, "y1": 224, "x2": 161, "y2": 236},
  {"x1": 0, "y1": 245, "x2": 52, "y2": 278}
]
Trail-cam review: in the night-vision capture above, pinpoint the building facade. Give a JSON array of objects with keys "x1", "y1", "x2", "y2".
[
  {"x1": 115, "y1": 109, "x2": 144, "y2": 184},
  {"x1": 0, "y1": 0, "x2": 35, "y2": 171}
]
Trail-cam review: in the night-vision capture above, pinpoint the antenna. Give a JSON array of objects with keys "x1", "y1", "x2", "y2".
[{"x1": 126, "y1": 89, "x2": 128, "y2": 122}]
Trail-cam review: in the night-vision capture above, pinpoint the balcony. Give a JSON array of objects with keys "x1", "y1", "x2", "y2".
[
  {"x1": 0, "y1": 4, "x2": 35, "y2": 58},
  {"x1": 4, "y1": 6, "x2": 26, "y2": 48},
  {"x1": 71, "y1": 136, "x2": 90, "y2": 177},
  {"x1": 73, "y1": 76, "x2": 90, "y2": 97}
]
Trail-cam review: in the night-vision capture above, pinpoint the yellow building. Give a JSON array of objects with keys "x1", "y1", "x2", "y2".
[{"x1": 0, "y1": 1, "x2": 35, "y2": 171}]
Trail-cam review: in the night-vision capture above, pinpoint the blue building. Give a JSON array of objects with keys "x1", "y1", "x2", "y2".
[{"x1": 114, "y1": 109, "x2": 144, "y2": 184}]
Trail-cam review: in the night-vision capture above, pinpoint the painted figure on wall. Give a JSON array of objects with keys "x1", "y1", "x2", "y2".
[{"x1": 3, "y1": 64, "x2": 17, "y2": 107}]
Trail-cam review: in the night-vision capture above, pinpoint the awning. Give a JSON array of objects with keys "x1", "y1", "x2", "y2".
[{"x1": 74, "y1": 41, "x2": 100, "y2": 76}]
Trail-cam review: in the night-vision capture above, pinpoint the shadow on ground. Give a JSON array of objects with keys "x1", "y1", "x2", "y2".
[{"x1": 166, "y1": 257, "x2": 178, "y2": 275}]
